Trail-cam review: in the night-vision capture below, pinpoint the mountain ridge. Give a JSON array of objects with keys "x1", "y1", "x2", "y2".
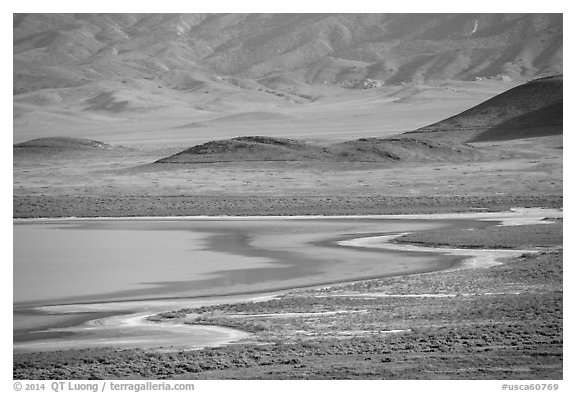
[{"x1": 14, "y1": 13, "x2": 562, "y2": 95}]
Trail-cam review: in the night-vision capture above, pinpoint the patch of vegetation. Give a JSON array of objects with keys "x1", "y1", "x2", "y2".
[
  {"x1": 13, "y1": 194, "x2": 563, "y2": 218},
  {"x1": 146, "y1": 309, "x2": 194, "y2": 322},
  {"x1": 395, "y1": 222, "x2": 562, "y2": 249}
]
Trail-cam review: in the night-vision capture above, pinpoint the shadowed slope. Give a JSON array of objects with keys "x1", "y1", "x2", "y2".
[
  {"x1": 405, "y1": 75, "x2": 563, "y2": 142},
  {"x1": 470, "y1": 102, "x2": 562, "y2": 142}
]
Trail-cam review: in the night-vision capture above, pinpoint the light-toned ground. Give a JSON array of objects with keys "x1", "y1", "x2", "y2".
[{"x1": 14, "y1": 81, "x2": 512, "y2": 147}]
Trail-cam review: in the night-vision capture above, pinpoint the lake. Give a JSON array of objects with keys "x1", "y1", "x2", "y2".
[{"x1": 14, "y1": 217, "x2": 463, "y2": 307}]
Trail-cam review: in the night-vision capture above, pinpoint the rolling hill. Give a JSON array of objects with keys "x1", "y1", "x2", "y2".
[
  {"x1": 405, "y1": 75, "x2": 563, "y2": 142},
  {"x1": 14, "y1": 136, "x2": 112, "y2": 150},
  {"x1": 13, "y1": 137, "x2": 117, "y2": 160},
  {"x1": 155, "y1": 135, "x2": 486, "y2": 164}
]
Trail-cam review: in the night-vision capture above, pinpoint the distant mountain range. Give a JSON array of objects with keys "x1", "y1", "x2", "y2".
[{"x1": 14, "y1": 13, "x2": 562, "y2": 95}]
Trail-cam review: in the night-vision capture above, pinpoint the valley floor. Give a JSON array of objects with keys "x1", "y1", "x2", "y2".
[{"x1": 13, "y1": 136, "x2": 563, "y2": 218}]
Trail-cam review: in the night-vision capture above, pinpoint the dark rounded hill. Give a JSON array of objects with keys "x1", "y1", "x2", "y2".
[
  {"x1": 155, "y1": 136, "x2": 334, "y2": 163},
  {"x1": 13, "y1": 137, "x2": 115, "y2": 159},
  {"x1": 14, "y1": 137, "x2": 111, "y2": 149},
  {"x1": 156, "y1": 135, "x2": 486, "y2": 164},
  {"x1": 405, "y1": 75, "x2": 563, "y2": 143}
]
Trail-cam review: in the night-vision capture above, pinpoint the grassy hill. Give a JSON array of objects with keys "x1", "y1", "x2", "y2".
[
  {"x1": 155, "y1": 136, "x2": 333, "y2": 163},
  {"x1": 13, "y1": 137, "x2": 117, "y2": 161},
  {"x1": 14, "y1": 137, "x2": 111, "y2": 150},
  {"x1": 156, "y1": 135, "x2": 486, "y2": 164}
]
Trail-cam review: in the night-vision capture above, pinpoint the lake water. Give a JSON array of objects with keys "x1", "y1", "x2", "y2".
[{"x1": 14, "y1": 217, "x2": 461, "y2": 308}]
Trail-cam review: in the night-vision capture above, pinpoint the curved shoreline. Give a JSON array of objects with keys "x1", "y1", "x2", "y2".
[{"x1": 338, "y1": 233, "x2": 536, "y2": 271}]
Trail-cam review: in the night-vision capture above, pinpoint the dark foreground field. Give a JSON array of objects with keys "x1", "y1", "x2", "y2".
[
  {"x1": 13, "y1": 193, "x2": 563, "y2": 218},
  {"x1": 14, "y1": 222, "x2": 562, "y2": 380}
]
